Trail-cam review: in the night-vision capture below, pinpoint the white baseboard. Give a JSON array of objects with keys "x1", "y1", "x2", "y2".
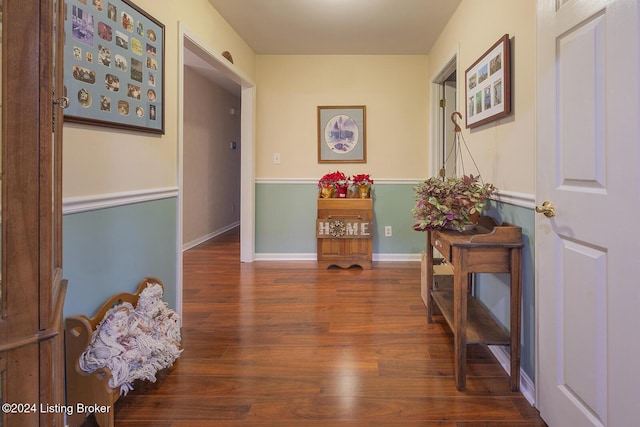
[
  {"x1": 183, "y1": 222, "x2": 240, "y2": 251},
  {"x1": 374, "y1": 253, "x2": 421, "y2": 262},
  {"x1": 254, "y1": 253, "x2": 317, "y2": 261},
  {"x1": 489, "y1": 345, "x2": 536, "y2": 406},
  {"x1": 254, "y1": 253, "x2": 422, "y2": 262}
]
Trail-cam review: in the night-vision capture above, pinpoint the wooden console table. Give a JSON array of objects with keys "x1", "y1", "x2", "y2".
[
  {"x1": 316, "y1": 198, "x2": 373, "y2": 269},
  {"x1": 425, "y1": 216, "x2": 523, "y2": 391}
]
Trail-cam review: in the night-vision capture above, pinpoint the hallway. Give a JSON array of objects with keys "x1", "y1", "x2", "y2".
[{"x1": 113, "y1": 228, "x2": 546, "y2": 426}]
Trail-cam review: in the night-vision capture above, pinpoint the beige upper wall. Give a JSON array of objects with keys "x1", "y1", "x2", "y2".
[
  {"x1": 429, "y1": 0, "x2": 536, "y2": 194},
  {"x1": 256, "y1": 55, "x2": 429, "y2": 180},
  {"x1": 255, "y1": 0, "x2": 535, "y2": 192},
  {"x1": 63, "y1": 0, "x2": 535, "y2": 197},
  {"x1": 63, "y1": 0, "x2": 255, "y2": 198}
]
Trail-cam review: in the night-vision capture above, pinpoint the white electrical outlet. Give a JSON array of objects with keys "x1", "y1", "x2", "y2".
[
  {"x1": 385, "y1": 226, "x2": 392, "y2": 237},
  {"x1": 273, "y1": 153, "x2": 281, "y2": 164}
]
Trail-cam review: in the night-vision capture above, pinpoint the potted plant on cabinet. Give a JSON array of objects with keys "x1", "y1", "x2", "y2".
[
  {"x1": 351, "y1": 174, "x2": 374, "y2": 198},
  {"x1": 318, "y1": 170, "x2": 349, "y2": 198},
  {"x1": 412, "y1": 174, "x2": 496, "y2": 232}
]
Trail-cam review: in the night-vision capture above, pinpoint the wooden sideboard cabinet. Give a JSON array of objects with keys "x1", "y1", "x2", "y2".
[
  {"x1": 424, "y1": 216, "x2": 523, "y2": 391},
  {"x1": 316, "y1": 198, "x2": 373, "y2": 269}
]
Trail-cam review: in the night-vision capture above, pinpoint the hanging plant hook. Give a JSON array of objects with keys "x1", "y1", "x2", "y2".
[
  {"x1": 451, "y1": 111, "x2": 463, "y2": 133},
  {"x1": 442, "y1": 111, "x2": 485, "y2": 184}
]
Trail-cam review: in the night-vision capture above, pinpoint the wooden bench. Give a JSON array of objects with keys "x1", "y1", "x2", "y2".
[{"x1": 64, "y1": 277, "x2": 167, "y2": 427}]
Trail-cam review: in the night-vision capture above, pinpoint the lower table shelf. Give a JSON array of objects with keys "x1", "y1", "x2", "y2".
[{"x1": 431, "y1": 290, "x2": 510, "y2": 346}]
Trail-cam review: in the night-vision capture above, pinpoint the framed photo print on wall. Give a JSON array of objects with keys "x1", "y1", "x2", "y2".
[
  {"x1": 318, "y1": 105, "x2": 367, "y2": 163},
  {"x1": 64, "y1": 0, "x2": 165, "y2": 134},
  {"x1": 465, "y1": 34, "x2": 511, "y2": 128}
]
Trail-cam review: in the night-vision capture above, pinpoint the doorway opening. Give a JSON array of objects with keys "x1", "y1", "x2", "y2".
[
  {"x1": 182, "y1": 43, "x2": 242, "y2": 250},
  {"x1": 431, "y1": 54, "x2": 458, "y2": 179},
  {"x1": 177, "y1": 25, "x2": 256, "y2": 314}
]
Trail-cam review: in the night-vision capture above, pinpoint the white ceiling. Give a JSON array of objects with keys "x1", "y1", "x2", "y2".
[
  {"x1": 207, "y1": 0, "x2": 461, "y2": 55},
  {"x1": 186, "y1": 0, "x2": 461, "y2": 95}
]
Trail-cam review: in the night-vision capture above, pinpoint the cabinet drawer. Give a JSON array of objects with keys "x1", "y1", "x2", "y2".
[{"x1": 431, "y1": 233, "x2": 452, "y2": 262}]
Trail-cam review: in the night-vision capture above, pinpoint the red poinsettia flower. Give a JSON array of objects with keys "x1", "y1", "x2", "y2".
[
  {"x1": 318, "y1": 170, "x2": 349, "y2": 188},
  {"x1": 352, "y1": 174, "x2": 374, "y2": 185}
]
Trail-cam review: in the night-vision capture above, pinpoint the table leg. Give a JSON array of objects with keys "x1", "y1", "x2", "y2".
[
  {"x1": 426, "y1": 231, "x2": 435, "y2": 323},
  {"x1": 453, "y1": 249, "x2": 467, "y2": 391},
  {"x1": 509, "y1": 248, "x2": 522, "y2": 391}
]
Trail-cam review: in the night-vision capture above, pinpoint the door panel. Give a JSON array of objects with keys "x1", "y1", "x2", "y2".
[
  {"x1": 559, "y1": 238, "x2": 607, "y2": 421},
  {"x1": 557, "y1": 12, "x2": 606, "y2": 189},
  {"x1": 536, "y1": 0, "x2": 640, "y2": 426}
]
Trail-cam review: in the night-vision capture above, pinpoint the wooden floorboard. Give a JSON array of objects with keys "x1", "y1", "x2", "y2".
[{"x1": 114, "y1": 227, "x2": 547, "y2": 426}]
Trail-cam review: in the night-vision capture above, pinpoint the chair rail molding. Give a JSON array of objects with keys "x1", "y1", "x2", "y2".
[
  {"x1": 492, "y1": 189, "x2": 535, "y2": 209},
  {"x1": 63, "y1": 187, "x2": 179, "y2": 214}
]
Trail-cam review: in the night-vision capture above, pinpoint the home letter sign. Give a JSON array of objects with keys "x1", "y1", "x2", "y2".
[{"x1": 316, "y1": 219, "x2": 373, "y2": 239}]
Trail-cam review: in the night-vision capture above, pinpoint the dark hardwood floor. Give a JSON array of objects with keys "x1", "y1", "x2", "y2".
[{"x1": 113, "y1": 228, "x2": 547, "y2": 426}]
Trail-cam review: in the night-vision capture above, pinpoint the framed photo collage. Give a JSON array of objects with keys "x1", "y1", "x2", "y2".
[{"x1": 64, "y1": 0, "x2": 165, "y2": 133}]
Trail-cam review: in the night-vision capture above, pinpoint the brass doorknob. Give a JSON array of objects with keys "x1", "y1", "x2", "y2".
[{"x1": 535, "y1": 201, "x2": 556, "y2": 218}]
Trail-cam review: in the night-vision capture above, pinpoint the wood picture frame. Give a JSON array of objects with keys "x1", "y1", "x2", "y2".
[
  {"x1": 318, "y1": 105, "x2": 366, "y2": 163},
  {"x1": 465, "y1": 34, "x2": 511, "y2": 128},
  {"x1": 63, "y1": 0, "x2": 165, "y2": 134}
]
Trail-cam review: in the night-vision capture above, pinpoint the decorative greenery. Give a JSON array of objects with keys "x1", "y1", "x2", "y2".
[{"x1": 412, "y1": 174, "x2": 496, "y2": 232}]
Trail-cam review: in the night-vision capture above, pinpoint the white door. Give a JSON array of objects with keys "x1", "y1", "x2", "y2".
[{"x1": 536, "y1": 0, "x2": 640, "y2": 426}]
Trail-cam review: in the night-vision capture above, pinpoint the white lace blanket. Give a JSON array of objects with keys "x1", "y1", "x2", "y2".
[{"x1": 78, "y1": 282, "x2": 182, "y2": 395}]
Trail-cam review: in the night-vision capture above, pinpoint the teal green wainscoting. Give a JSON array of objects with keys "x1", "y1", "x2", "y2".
[
  {"x1": 62, "y1": 197, "x2": 177, "y2": 318},
  {"x1": 475, "y1": 201, "x2": 536, "y2": 382},
  {"x1": 255, "y1": 182, "x2": 425, "y2": 258}
]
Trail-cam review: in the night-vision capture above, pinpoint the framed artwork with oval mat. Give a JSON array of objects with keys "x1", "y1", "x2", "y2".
[{"x1": 318, "y1": 105, "x2": 366, "y2": 163}]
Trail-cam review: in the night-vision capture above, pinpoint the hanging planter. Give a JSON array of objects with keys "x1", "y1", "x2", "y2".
[
  {"x1": 412, "y1": 174, "x2": 495, "y2": 232},
  {"x1": 412, "y1": 112, "x2": 496, "y2": 232}
]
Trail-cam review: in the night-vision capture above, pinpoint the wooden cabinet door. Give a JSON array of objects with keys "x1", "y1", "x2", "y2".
[
  {"x1": 346, "y1": 238, "x2": 371, "y2": 260},
  {"x1": 0, "y1": 0, "x2": 66, "y2": 426}
]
